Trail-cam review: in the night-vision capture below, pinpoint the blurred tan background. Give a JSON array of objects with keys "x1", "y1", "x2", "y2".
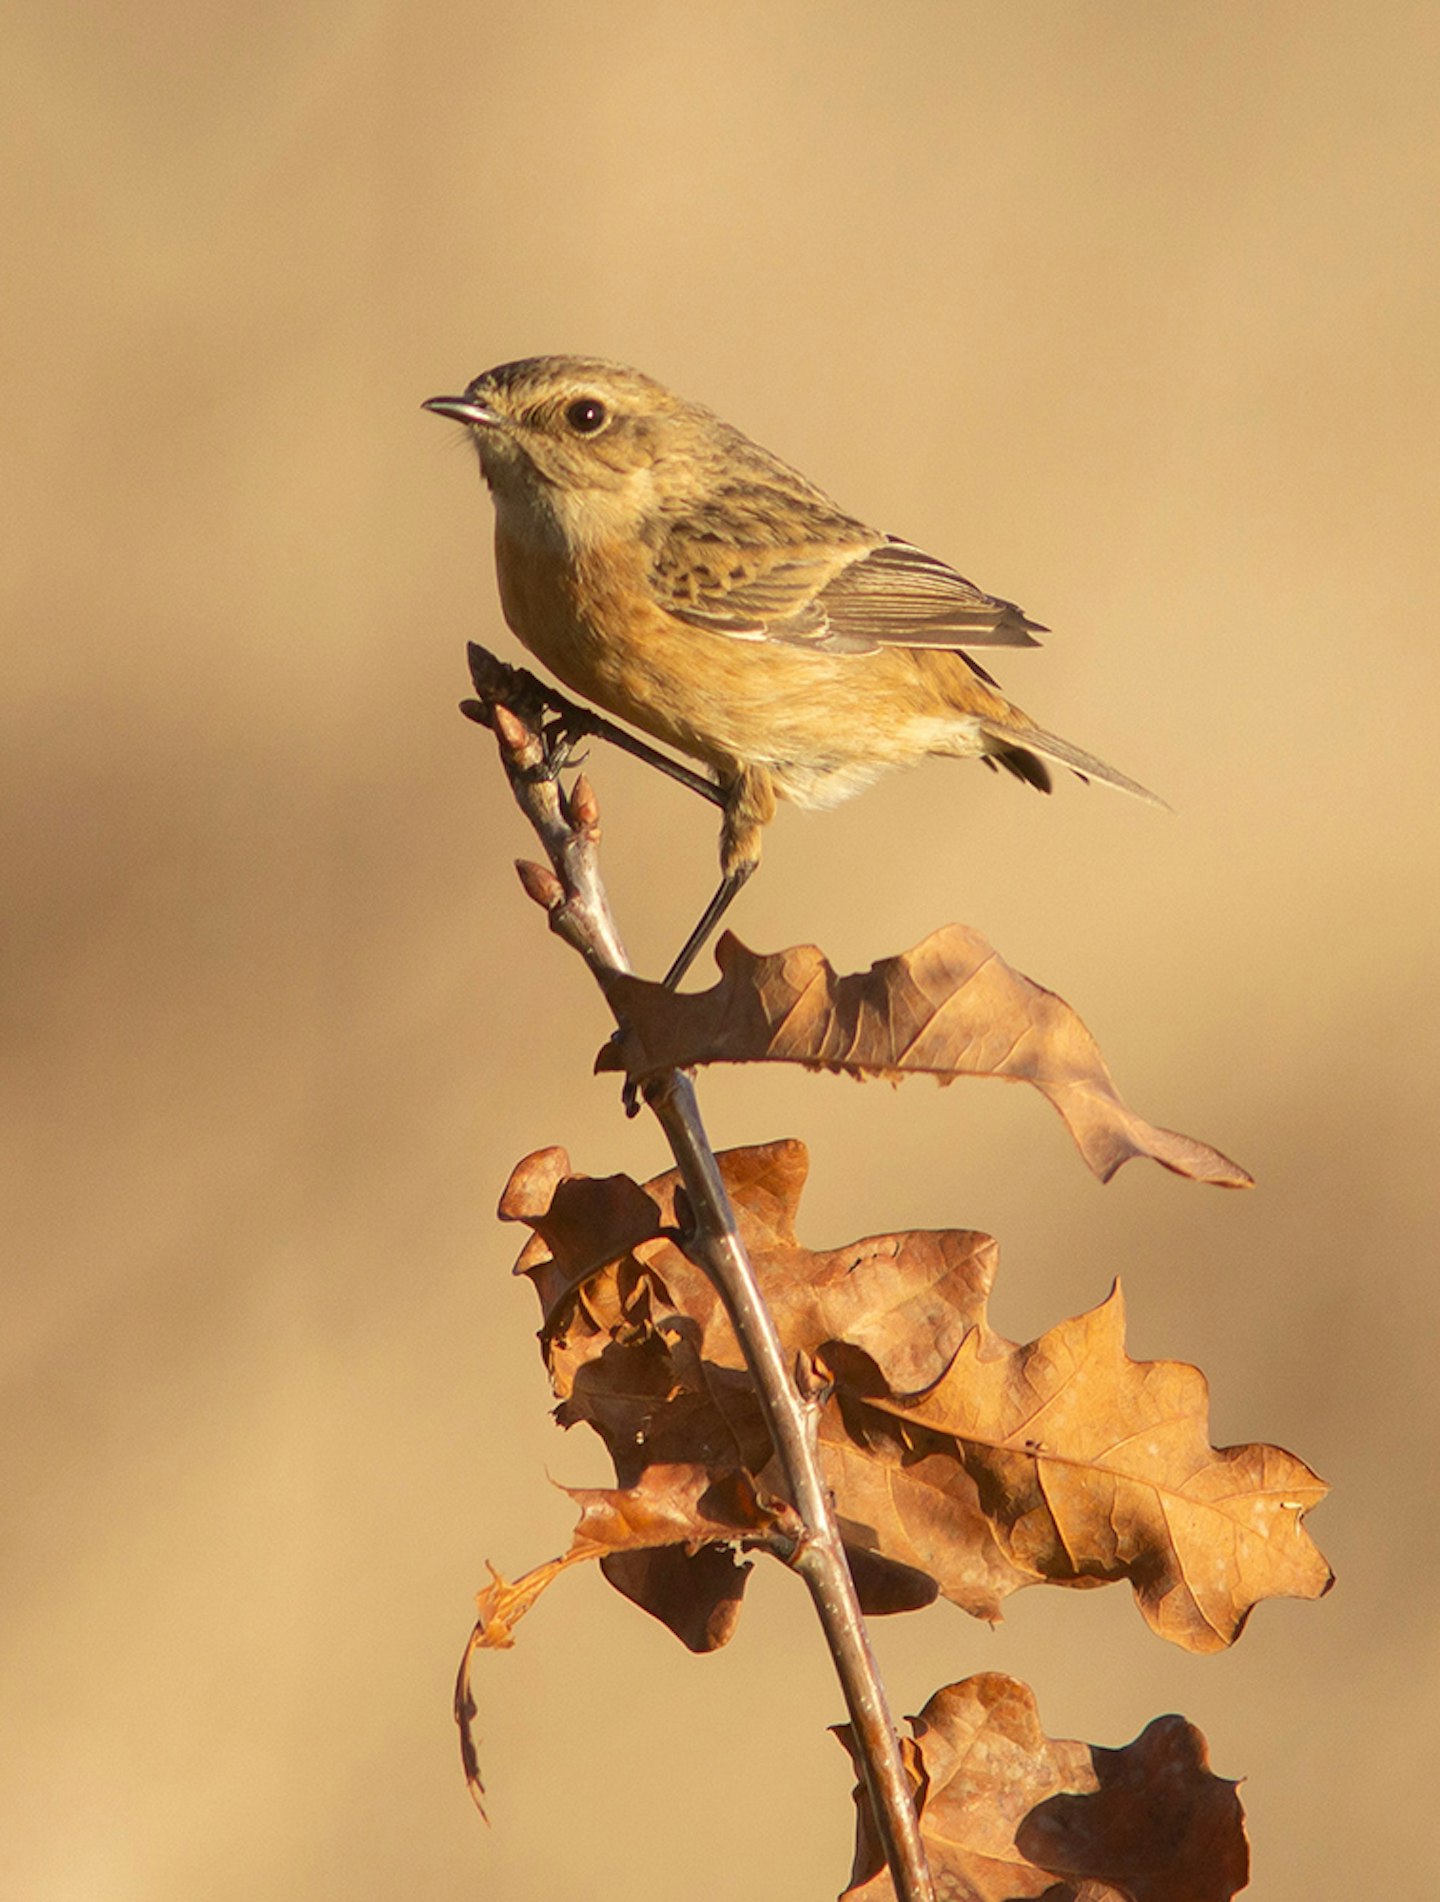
[{"x1": 4, "y1": 2, "x2": 1437, "y2": 1894}]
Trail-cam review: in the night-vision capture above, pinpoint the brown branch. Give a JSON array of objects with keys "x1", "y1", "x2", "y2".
[{"x1": 466, "y1": 643, "x2": 935, "y2": 1902}]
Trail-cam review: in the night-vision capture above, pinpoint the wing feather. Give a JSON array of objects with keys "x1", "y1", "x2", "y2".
[{"x1": 807, "y1": 537, "x2": 1046, "y2": 652}]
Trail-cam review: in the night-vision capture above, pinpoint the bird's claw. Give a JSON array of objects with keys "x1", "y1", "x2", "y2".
[
  {"x1": 597, "y1": 1023, "x2": 644, "y2": 1117},
  {"x1": 528, "y1": 710, "x2": 595, "y2": 781},
  {"x1": 508, "y1": 712, "x2": 593, "y2": 786}
]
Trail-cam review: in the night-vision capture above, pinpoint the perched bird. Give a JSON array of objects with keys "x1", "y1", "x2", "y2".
[{"x1": 425, "y1": 356, "x2": 1160, "y2": 982}]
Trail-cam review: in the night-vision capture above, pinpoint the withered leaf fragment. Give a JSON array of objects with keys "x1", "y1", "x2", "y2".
[
  {"x1": 838, "y1": 1674, "x2": 1249, "y2": 1901},
  {"x1": 597, "y1": 927, "x2": 1252, "y2": 1186},
  {"x1": 455, "y1": 1464, "x2": 796, "y2": 1809}
]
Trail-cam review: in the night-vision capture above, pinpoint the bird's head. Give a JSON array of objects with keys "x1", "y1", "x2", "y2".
[{"x1": 423, "y1": 355, "x2": 719, "y2": 506}]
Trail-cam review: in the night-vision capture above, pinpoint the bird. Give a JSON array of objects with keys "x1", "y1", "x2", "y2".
[{"x1": 424, "y1": 356, "x2": 1161, "y2": 985}]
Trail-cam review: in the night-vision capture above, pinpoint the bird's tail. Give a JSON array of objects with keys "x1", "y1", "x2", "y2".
[{"x1": 981, "y1": 720, "x2": 1169, "y2": 809}]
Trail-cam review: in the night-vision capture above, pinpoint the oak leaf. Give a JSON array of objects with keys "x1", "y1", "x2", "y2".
[
  {"x1": 859, "y1": 1284, "x2": 1333, "y2": 1651},
  {"x1": 597, "y1": 928, "x2": 1252, "y2": 1186},
  {"x1": 838, "y1": 1674, "x2": 1248, "y2": 1901}
]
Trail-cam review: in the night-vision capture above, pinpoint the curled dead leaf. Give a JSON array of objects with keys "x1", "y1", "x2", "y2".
[
  {"x1": 500, "y1": 1136, "x2": 995, "y2": 1397},
  {"x1": 597, "y1": 927, "x2": 1252, "y2": 1187},
  {"x1": 455, "y1": 1464, "x2": 797, "y2": 1807}
]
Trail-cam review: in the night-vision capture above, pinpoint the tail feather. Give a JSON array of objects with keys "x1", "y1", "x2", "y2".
[
  {"x1": 984, "y1": 746, "x2": 1054, "y2": 794},
  {"x1": 982, "y1": 721, "x2": 1168, "y2": 809}
]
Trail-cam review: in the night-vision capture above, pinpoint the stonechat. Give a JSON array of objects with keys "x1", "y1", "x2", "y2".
[{"x1": 426, "y1": 357, "x2": 1159, "y2": 981}]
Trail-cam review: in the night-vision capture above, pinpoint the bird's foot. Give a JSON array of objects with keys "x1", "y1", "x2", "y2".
[{"x1": 512, "y1": 708, "x2": 597, "y2": 784}]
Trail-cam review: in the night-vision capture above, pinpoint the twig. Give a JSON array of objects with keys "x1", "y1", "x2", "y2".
[
  {"x1": 644, "y1": 1070, "x2": 930, "y2": 1900},
  {"x1": 466, "y1": 647, "x2": 934, "y2": 1902}
]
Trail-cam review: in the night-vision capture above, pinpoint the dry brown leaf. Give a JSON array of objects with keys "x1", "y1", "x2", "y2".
[
  {"x1": 597, "y1": 927, "x2": 1252, "y2": 1187},
  {"x1": 498, "y1": 1144, "x2": 667, "y2": 1329},
  {"x1": 861, "y1": 1284, "x2": 1333, "y2": 1652},
  {"x1": 492, "y1": 1141, "x2": 1327, "y2": 1653},
  {"x1": 838, "y1": 1673, "x2": 1248, "y2": 1902},
  {"x1": 496, "y1": 1139, "x2": 1001, "y2": 1638}
]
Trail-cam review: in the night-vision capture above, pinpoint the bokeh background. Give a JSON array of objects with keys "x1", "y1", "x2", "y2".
[{"x1": 5, "y1": 3, "x2": 1437, "y2": 1895}]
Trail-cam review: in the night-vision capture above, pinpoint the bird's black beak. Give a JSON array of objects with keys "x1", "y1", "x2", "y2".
[{"x1": 422, "y1": 393, "x2": 501, "y2": 427}]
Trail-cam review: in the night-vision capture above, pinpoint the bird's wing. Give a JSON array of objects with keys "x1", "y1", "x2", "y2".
[
  {"x1": 651, "y1": 512, "x2": 1045, "y2": 656},
  {"x1": 645, "y1": 487, "x2": 876, "y2": 643}
]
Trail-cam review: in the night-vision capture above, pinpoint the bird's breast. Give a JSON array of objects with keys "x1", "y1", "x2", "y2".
[{"x1": 492, "y1": 517, "x2": 656, "y2": 713}]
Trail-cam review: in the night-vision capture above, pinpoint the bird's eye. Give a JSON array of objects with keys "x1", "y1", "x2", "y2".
[{"x1": 565, "y1": 397, "x2": 608, "y2": 434}]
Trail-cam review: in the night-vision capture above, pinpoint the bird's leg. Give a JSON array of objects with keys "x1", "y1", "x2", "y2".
[
  {"x1": 661, "y1": 861, "x2": 756, "y2": 990},
  {"x1": 554, "y1": 707, "x2": 726, "y2": 807},
  {"x1": 624, "y1": 858, "x2": 754, "y2": 1113},
  {"x1": 465, "y1": 643, "x2": 728, "y2": 806},
  {"x1": 660, "y1": 767, "x2": 775, "y2": 990}
]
